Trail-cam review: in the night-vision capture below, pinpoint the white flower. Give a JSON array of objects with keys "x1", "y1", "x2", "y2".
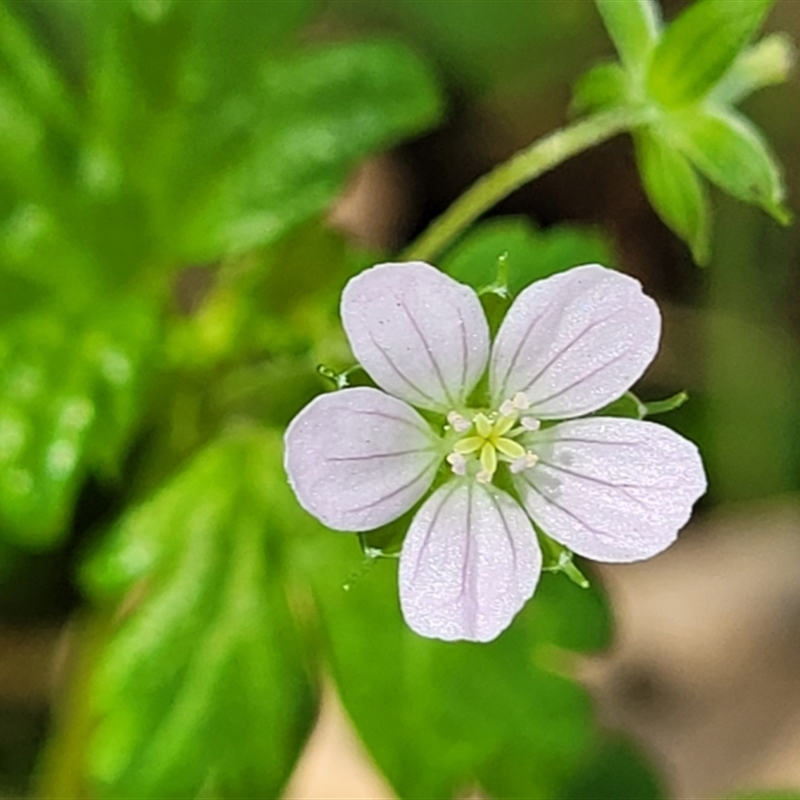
[{"x1": 284, "y1": 261, "x2": 706, "y2": 642}]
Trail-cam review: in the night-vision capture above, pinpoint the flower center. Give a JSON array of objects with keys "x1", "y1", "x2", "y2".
[{"x1": 445, "y1": 392, "x2": 540, "y2": 484}]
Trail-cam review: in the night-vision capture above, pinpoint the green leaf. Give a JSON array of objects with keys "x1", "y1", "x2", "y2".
[
  {"x1": 304, "y1": 532, "x2": 613, "y2": 799},
  {"x1": 557, "y1": 735, "x2": 665, "y2": 800},
  {"x1": 1, "y1": 3, "x2": 441, "y2": 284},
  {"x1": 333, "y1": 0, "x2": 602, "y2": 96},
  {"x1": 671, "y1": 106, "x2": 790, "y2": 224},
  {"x1": 0, "y1": 1, "x2": 78, "y2": 133},
  {"x1": 711, "y1": 33, "x2": 796, "y2": 106},
  {"x1": 572, "y1": 61, "x2": 631, "y2": 115},
  {"x1": 82, "y1": 430, "x2": 317, "y2": 798},
  {"x1": 647, "y1": 0, "x2": 774, "y2": 106},
  {"x1": 595, "y1": 0, "x2": 661, "y2": 75},
  {"x1": 634, "y1": 128, "x2": 711, "y2": 264},
  {"x1": 443, "y1": 217, "x2": 615, "y2": 295},
  {"x1": 0, "y1": 299, "x2": 157, "y2": 548},
  {"x1": 175, "y1": 38, "x2": 443, "y2": 260}
]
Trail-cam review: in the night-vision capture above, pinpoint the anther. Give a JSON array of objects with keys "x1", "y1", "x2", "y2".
[
  {"x1": 447, "y1": 411, "x2": 471, "y2": 433},
  {"x1": 510, "y1": 452, "x2": 539, "y2": 474},
  {"x1": 446, "y1": 452, "x2": 468, "y2": 476}
]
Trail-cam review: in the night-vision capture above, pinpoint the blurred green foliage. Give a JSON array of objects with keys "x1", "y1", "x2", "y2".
[
  {"x1": 0, "y1": 0, "x2": 796, "y2": 798},
  {"x1": 580, "y1": 0, "x2": 791, "y2": 263}
]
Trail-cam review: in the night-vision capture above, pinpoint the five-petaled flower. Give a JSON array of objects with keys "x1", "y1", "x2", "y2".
[{"x1": 285, "y1": 261, "x2": 706, "y2": 642}]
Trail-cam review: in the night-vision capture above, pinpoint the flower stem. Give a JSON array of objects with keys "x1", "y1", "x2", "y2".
[{"x1": 402, "y1": 107, "x2": 646, "y2": 263}]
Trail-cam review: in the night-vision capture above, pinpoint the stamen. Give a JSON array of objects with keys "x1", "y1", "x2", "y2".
[
  {"x1": 512, "y1": 392, "x2": 530, "y2": 410},
  {"x1": 447, "y1": 396, "x2": 540, "y2": 485},
  {"x1": 499, "y1": 399, "x2": 515, "y2": 416},
  {"x1": 447, "y1": 411, "x2": 472, "y2": 433},
  {"x1": 446, "y1": 452, "x2": 468, "y2": 476},
  {"x1": 500, "y1": 392, "x2": 530, "y2": 416},
  {"x1": 510, "y1": 452, "x2": 539, "y2": 474}
]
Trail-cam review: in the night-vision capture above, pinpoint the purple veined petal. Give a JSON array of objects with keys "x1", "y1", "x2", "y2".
[
  {"x1": 399, "y1": 480, "x2": 541, "y2": 642},
  {"x1": 341, "y1": 262, "x2": 490, "y2": 412},
  {"x1": 489, "y1": 264, "x2": 661, "y2": 419},
  {"x1": 284, "y1": 387, "x2": 442, "y2": 532},
  {"x1": 514, "y1": 417, "x2": 707, "y2": 562}
]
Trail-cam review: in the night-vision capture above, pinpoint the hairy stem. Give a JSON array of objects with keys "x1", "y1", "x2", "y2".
[{"x1": 403, "y1": 107, "x2": 647, "y2": 263}]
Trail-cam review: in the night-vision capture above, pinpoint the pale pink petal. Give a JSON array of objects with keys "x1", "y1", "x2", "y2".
[
  {"x1": 399, "y1": 481, "x2": 541, "y2": 642},
  {"x1": 341, "y1": 262, "x2": 490, "y2": 412},
  {"x1": 489, "y1": 264, "x2": 660, "y2": 418},
  {"x1": 284, "y1": 387, "x2": 442, "y2": 531},
  {"x1": 514, "y1": 417, "x2": 706, "y2": 562}
]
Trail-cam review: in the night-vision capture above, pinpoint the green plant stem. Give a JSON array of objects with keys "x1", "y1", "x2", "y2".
[{"x1": 403, "y1": 107, "x2": 646, "y2": 263}]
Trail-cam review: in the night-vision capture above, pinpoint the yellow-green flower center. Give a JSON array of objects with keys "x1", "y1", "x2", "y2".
[{"x1": 446, "y1": 392, "x2": 540, "y2": 484}]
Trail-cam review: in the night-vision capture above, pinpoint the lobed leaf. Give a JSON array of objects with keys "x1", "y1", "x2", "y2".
[
  {"x1": 303, "y1": 530, "x2": 621, "y2": 799},
  {"x1": 0, "y1": 300, "x2": 158, "y2": 547},
  {"x1": 82, "y1": 430, "x2": 317, "y2": 798}
]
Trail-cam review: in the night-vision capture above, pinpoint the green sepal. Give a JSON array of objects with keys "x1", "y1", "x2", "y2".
[
  {"x1": 643, "y1": 391, "x2": 688, "y2": 416},
  {"x1": 81, "y1": 429, "x2": 317, "y2": 799},
  {"x1": 635, "y1": 128, "x2": 711, "y2": 264},
  {"x1": 596, "y1": 390, "x2": 687, "y2": 420},
  {"x1": 538, "y1": 531, "x2": 591, "y2": 589},
  {"x1": 596, "y1": 391, "x2": 646, "y2": 420},
  {"x1": 647, "y1": 0, "x2": 775, "y2": 107},
  {"x1": 672, "y1": 106, "x2": 791, "y2": 225},
  {"x1": 572, "y1": 61, "x2": 631, "y2": 116},
  {"x1": 711, "y1": 33, "x2": 796, "y2": 106},
  {"x1": 595, "y1": 0, "x2": 661, "y2": 75}
]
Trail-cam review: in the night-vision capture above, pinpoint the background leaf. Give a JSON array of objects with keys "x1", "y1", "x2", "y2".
[
  {"x1": 0, "y1": 299, "x2": 157, "y2": 547},
  {"x1": 81, "y1": 429, "x2": 317, "y2": 799},
  {"x1": 442, "y1": 217, "x2": 615, "y2": 294},
  {"x1": 176, "y1": 39, "x2": 443, "y2": 260},
  {"x1": 302, "y1": 529, "x2": 615, "y2": 799}
]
